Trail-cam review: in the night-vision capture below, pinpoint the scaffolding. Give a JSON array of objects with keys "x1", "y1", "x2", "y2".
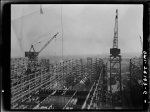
[
  {"x1": 129, "y1": 57, "x2": 143, "y2": 108},
  {"x1": 11, "y1": 57, "x2": 105, "y2": 109}
]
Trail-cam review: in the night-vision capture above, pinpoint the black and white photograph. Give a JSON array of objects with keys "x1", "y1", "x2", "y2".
[{"x1": 10, "y1": 4, "x2": 144, "y2": 110}]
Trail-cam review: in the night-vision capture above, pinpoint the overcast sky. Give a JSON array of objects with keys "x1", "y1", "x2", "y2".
[{"x1": 11, "y1": 4, "x2": 143, "y2": 57}]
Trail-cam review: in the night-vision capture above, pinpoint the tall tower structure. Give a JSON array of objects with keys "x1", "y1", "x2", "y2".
[{"x1": 110, "y1": 9, "x2": 122, "y2": 106}]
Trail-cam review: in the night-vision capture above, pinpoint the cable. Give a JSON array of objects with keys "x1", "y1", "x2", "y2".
[
  {"x1": 60, "y1": 6, "x2": 63, "y2": 59},
  {"x1": 60, "y1": 5, "x2": 65, "y2": 106}
]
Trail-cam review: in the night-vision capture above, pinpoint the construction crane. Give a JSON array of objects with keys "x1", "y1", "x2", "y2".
[
  {"x1": 139, "y1": 35, "x2": 143, "y2": 59},
  {"x1": 25, "y1": 32, "x2": 59, "y2": 75},
  {"x1": 40, "y1": 4, "x2": 43, "y2": 14},
  {"x1": 109, "y1": 9, "x2": 122, "y2": 106},
  {"x1": 25, "y1": 32, "x2": 59, "y2": 61},
  {"x1": 139, "y1": 35, "x2": 143, "y2": 50}
]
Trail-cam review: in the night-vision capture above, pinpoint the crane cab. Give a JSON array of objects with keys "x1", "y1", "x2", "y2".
[
  {"x1": 110, "y1": 48, "x2": 120, "y2": 57},
  {"x1": 25, "y1": 52, "x2": 38, "y2": 60}
]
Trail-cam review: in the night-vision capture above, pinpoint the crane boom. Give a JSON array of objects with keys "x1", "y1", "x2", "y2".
[
  {"x1": 113, "y1": 9, "x2": 118, "y2": 48},
  {"x1": 38, "y1": 32, "x2": 59, "y2": 54}
]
